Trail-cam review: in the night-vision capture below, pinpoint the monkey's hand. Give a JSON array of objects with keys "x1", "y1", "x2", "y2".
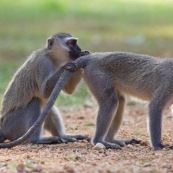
[
  {"x1": 80, "y1": 50, "x2": 90, "y2": 56},
  {"x1": 65, "y1": 61, "x2": 79, "y2": 72}
]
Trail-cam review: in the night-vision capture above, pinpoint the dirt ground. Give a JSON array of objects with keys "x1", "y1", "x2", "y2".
[{"x1": 0, "y1": 101, "x2": 173, "y2": 173}]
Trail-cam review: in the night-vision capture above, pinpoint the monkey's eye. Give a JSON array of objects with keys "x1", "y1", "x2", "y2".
[{"x1": 67, "y1": 39, "x2": 77, "y2": 46}]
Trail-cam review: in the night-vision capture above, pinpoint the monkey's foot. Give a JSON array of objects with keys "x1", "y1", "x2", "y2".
[
  {"x1": 166, "y1": 145, "x2": 173, "y2": 150},
  {"x1": 107, "y1": 138, "x2": 141, "y2": 147},
  {"x1": 154, "y1": 144, "x2": 173, "y2": 150},
  {"x1": 62, "y1": 134, "x2": 90, "y2": 143},
  {"x1": 31, "y1": 137, "x2": 67, "y2": 144},
  {"x1": 94, "y1": 141, "x2": 121, "y2": 150},
  {"x1": 110, "y1": 139, "x2": 126, "y2": 147}
]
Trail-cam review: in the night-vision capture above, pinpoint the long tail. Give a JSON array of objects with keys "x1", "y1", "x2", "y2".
[{"x1": 0, "y1": 54, "x2": 91, "y2": 148}]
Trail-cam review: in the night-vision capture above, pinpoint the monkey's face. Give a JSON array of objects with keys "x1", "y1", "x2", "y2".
[
  {"x1": 66, "y1": 38, "x2": 82, "y2": 60},
  {"x1": 47, "y1": 33, "x2": 82, "y2": 61}
]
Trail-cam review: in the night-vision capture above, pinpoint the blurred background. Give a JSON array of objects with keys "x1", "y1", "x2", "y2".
[{"x1": 0, "y1": 0, "x2": 173, "y2": 106}]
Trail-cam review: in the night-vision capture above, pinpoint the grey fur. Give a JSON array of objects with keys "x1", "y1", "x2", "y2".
[
  {"x1": 53, "y1": 51, "x2": 173, "y2": 150},
  {"x1": 0, "y1": 32, "x2": 89, "y2": 148}
]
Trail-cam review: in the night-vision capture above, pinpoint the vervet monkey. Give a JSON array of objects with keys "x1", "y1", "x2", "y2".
[
  {"x1": 0, "y1": 32, "x2": 89, "y2": 148},
  {"x1": 51, "y1": 52, "x2": 173, "y2": 150}
]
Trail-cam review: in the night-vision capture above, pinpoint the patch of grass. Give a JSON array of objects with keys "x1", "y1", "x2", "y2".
[
  {"x1": 67, "y1": 153, "x2": 82, "y2": 161},
  {"x1": 84, "y1": 123, "x2": 95, "y2": 127}
]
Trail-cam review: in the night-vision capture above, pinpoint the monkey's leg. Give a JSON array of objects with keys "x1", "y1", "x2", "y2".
[
  {"x1": 93, "y1": 88, "x2": 122, "y2": 149},
  {"x1": 44, "y1": 106, "x2": 90, "y2": 142},
  {"x1": 83, "y1": 70, "x2": 121, "y2": 149},
  {"x1": 148, "y1": 102, "x2": 163, "y2": 150},
  {"x1": 149, "y1": 86, "x2": 173, "y2": 150},
  {"x1": 105, "y1": 94, "x2": 140, "y2": 146},
  {"x1": 0, "y1": 109, "x2": 29, "y2": 142},
  {"x1": 0, "y1": 98, "x2": 56, "y2": 144},
  {"x1": 23, "y1": 98, "x2": 66, "y2": 144}
]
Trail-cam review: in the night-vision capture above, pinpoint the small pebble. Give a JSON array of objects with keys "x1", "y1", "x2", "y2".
[
  {"x1": 92, "y1": 143, "x2": 106, "y2": 150},
  {"x1": 16, "y1": 163, "x2": 25, "y2": 172},
  {"x1": 64, "y1": 165, "x2": 75, "y2": 173},
  {"x1": 143, "y1": 163, "x2": 151, "y2": 167},
  {"x1": 32, "y1": 165, "x2": 42, "y2": 172}
]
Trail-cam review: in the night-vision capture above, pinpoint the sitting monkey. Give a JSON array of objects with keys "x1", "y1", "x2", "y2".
[{"x1": 0, "y1": 32, "x2": 89, "y2": 145}]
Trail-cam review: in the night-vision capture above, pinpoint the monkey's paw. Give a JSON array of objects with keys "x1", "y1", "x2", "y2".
[
  {"x1": 31, "y1": 137, "x2": 68, "y2": 144},
  {"x1": 166, "y1": 145, "x2": 173, "y2": 150},
  {"x1": 93, "y1": 140, "x2": 121, "y2": 150},
  {"x1": 102, "y1": 141, "x2": 121, "y2": 150},
  {"x1": 106, "y1": 138, "x2": 141, "y2": 147},
  {"x1": 80, "y1": 50, "x2": 90, "y2": 56},
  {"x1": 122, "y1": 138, "x2": 141, "y2": 145},
  {"x1": 62, "y1": 134, "x2": 91, "y2": 142},
  {"x1": 154, "y1": 144, "x2": 173, "y2": 150},
  {"x1": 65, "y1": 62, "x2": 79, "y2": 72}
]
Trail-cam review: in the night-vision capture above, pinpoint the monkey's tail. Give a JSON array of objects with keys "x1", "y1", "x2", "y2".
[
  {"x1": 75, "y1": 54, "x2": 92, "y2": 68},
  {"x1": 0, "y1": 70, "x2": 75, "y2": 148},
  {"x1": 0, "y1": 131, "x2": 5, "y2": 143}
]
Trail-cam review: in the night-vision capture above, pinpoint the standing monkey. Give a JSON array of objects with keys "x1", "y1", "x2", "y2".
[
  {"x1": 0, "y1": 32, "x2": 89, "y2": 145},
  {"x1": 50, "y1": 52, "x2": 173, "y2": 150}
]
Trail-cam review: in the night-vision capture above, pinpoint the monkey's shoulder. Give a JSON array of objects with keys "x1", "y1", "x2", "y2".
[
  {"x1": 23, "y1": 48, "x2": 54, "y2": 69},
  {"x1": 29, "y1": 48, "x2": 49, "y2": 61}
]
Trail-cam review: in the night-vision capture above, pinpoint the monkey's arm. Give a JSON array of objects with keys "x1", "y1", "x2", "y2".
[
  {"x1": 36, "y1": 57, "x2": 64, "y2": 98},
  {"x1": 62, "y1": 51, "x2": 90, "y2": 94},
  {"x1": 62, "y1": 70, "x2": 82, "y2": 94},
  {"x1": 43, "y1": 67, "x2": 81, "y2": 97},
  {"x1": 41, "y1": 66, "x2": 66, "y2": 99},
  {"x1": 41, "y1": 51, "x2": 90, "y2": 98}
]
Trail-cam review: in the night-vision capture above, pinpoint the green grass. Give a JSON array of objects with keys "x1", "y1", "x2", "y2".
[{"x1": 0, "y1": 0, "x2": 173, "y2": 105}]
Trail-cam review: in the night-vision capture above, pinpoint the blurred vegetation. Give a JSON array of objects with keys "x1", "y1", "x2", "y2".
[{"x1": 0, "y1": 0, "x2": 173, "y2": 105}]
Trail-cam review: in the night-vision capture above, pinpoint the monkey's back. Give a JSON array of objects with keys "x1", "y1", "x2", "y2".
[
  {"x1": 0, "y1": 49, "x2": 47, "y2": 118},
  {"x1": 84, "y1": 52, "x2": 173, "y2": 100}
]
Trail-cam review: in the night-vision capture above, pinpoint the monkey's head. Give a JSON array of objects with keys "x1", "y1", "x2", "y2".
[{"x1": 47, "y1": 32, "x2": 82, "y2": 61}]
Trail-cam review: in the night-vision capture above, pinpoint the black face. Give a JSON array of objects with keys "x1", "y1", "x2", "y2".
[
  {"x1": 67, "y1": 39, "x2": 82, "y2": 60},
  {"x1": 48, "y1": 33, "x2": 84, "y2": 59}
]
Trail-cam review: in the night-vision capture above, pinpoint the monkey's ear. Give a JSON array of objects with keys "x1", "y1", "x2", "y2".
[{"x1": 47, "y1": 38, "x2": 54, "y2": 49}]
